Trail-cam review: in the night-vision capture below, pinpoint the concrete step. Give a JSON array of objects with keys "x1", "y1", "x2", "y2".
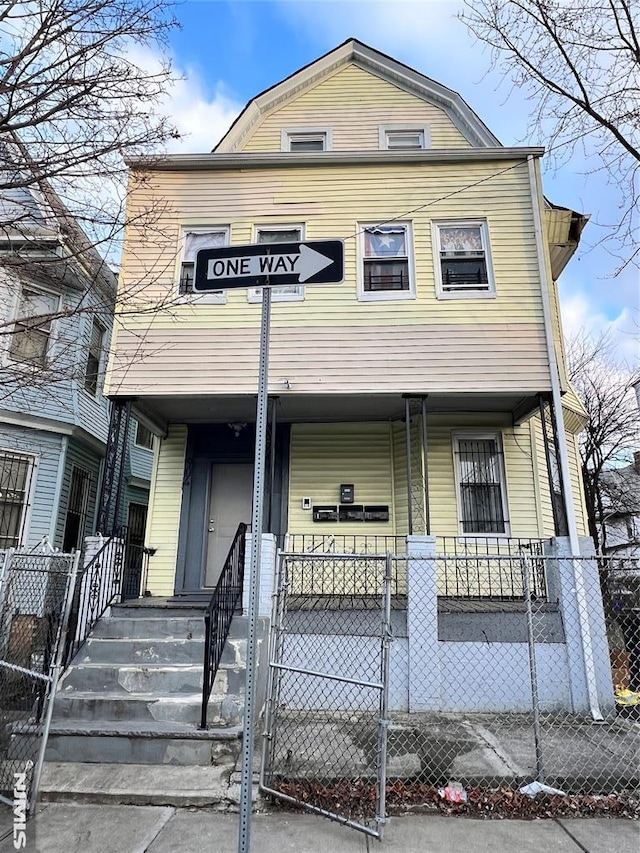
[
  {"x1": 92, "y1": 616, "x2": 206, "y2": 641},
  {"x1": 59, "y1": 661, "x2": 246, "y2": 696},
  {"x1": 51, "y1": 691, "x2": 244, "y2": 727},
  {"x1": 39, "y1": 761, "x2": 256, "y2": 808},
  {"x1": 9, "y1": 720, "x2": 242, "y2": 766},
  {"x1": 75, "y1": 637, "x2": 206, "y2": 665}
]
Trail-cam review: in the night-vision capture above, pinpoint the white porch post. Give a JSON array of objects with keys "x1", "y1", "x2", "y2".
[{"x1": 406, "y1": 535, "x2": 440, "y2": 711}]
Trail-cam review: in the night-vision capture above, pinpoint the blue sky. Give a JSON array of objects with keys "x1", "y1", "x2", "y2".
[{"x1": 148, "y1": 0, "x2": 638, "y2": 363}]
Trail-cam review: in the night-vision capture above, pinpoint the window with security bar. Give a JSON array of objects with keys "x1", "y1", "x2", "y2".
[
  {"x1": 0, "y1": 451, "x2": 36, "y2": 549},
  {"x1": 248, "y1": 226, "x2": 304, "y2": 302},
  {"x1": 9, "y1": 286, "x2": 59, "y2": 366},
  {"x1": 178, "y1": 228, "x2": 229, "y2": 302},
  {"x1": 62, "y1": 466, "x2": 92, "y2": 552},
  {"x1": 360, "y1": 223, "x2": 414, "y2": 300},
  {"x1": 453, "y1": 435, "x2": 510, "y2": 535},
  {"x1": 435, "y1": 221, "x2": 495, "y2": 298}
]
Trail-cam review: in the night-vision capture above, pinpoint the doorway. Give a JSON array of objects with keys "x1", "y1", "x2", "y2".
[{"x1": 205, "y1": 463, "x2": 253, "y2": 587}]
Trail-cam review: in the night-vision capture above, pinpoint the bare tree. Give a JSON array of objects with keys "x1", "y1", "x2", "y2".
[
  {"x1": 461, "y1": 0, "x2": 640, "y2": 271},
  {"x1": 0, "y1": 0, "x2": 184, "y2": 401},
  {"x1": 566, "y1": 329, "x2": 640, "y2": 551}
]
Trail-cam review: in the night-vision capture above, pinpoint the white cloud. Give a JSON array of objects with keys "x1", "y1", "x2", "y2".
[{"x1": 560, "y1": 290, "x2": 639, "y2": 367}]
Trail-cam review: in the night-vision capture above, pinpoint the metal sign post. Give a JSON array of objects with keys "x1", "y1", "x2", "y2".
[
  {"x1": 194, "y1": 240, "x2": 343, "y2": 853},
  {"x1": 238, "y1": 285, "x2": 271, "y2": 853}
]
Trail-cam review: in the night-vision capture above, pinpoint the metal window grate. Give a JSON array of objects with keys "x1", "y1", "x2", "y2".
[{"x1": 0, "y1": 452, "x2": 36, "y2": 549}]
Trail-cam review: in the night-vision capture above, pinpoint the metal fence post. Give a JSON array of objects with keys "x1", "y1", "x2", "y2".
[
  {"x1": 376, "y1": 553, "x2": 393, "y2": 837},
  {"x1": 523, "y1": 556, "x2": 544, "y2": 783}
]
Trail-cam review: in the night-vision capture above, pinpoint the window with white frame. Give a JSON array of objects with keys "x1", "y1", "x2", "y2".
[
  {"x1": 282, "y1": 129, "x2": 331, "y2": 152},
  {"x1": 247, "y1": 226, "x2": 304, "y2": 303},
  {"x1": 178, "y1": 228, "x2": 229, "y2": 303},
  {"x1": 134, "y1": 421, "x2": 153, "y2": 450},
  {"x1": 0, "y1": 450, "x2": 36, "y2": 549},
  {"x1": 359, "y1": 223, "x2": 414, "y2": 299},
  {"x1": 84, "y1": 320, "x2": 105, "y2": 395},
  {"x1": 9, "y1": 286, "x2": 59, "y2": 366},
  {"x1": 453, "y1": 434, "x2": 509, "y2": 535},
  {"x1": 434, "y1": 221, "x2": 494, "y2": 298},
  {"x1": 380, "y1": 125, "x2": 429, "y2": 150}
]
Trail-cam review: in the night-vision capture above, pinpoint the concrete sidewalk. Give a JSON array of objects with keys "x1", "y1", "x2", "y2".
[{"x1": 0, "y1": 804, "x2": 637, "y2": 853}]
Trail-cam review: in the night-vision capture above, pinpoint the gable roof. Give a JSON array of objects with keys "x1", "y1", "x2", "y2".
[{"x1": 214, "y1": 38, "x2": 501, "y2": 153}]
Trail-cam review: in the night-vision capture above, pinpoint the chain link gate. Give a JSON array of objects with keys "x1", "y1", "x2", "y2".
[
  {"x1": 0, "y1": 548, "x2": 80, "y2": 811},
  {"x1": 261, "y1": 551, "x2": 393, "y2": 839}
]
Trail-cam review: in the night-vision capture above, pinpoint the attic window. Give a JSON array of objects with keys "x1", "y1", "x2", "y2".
[
  {"x1": 282, "y1": 129, "x2": 331, "y2": 152},
  {"x1": 380, "y1": 125, "x2": 429, "y2": 150}
]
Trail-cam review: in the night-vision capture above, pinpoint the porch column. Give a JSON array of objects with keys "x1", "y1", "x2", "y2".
[
  {"x1": 406, "y1": 535, "x2": 440, "y2": 711},
  {"x1": 242, "y1": 532, "x2": 277, "y2": 619},
  {"x1": 544, "y1": 536, "x2": 615, "y2": 717}
]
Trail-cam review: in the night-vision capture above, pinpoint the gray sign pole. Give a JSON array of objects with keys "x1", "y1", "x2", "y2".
[{"x1": 238, "y1": 285, "x2": 271, "y2": 853}]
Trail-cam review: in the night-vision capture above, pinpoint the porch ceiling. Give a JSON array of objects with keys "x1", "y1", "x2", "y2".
[{"x1": 129, "y1": 392, "x2": 542, "y2": 431}]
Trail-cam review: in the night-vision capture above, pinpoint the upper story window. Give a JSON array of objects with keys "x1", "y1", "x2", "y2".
[
  {"x1": 9, "y1": 285, "x2": 59, "y2": 366},
  {"x1": 453, "y1": 433, "x2": 510, "y2": 536},
  {"x1": 380, "y1": 125, "x2": 429, "y2": 150},
  {"x1": 84, "y1": 320, "x2": 105, "y2": 396},
  {"x1": 178, "y1": 227, "x2": 229, "y2": 304},
  {"x1": 248, "y1": 226, "x2": 305, "y2": 303},
  {"x1": 134, "y1": 421, "x2": 154, "y2": 450},
  {"x1": 0, "y1": 449, "x2": 37, "y2": 549},
  {"x1": 281, "y1": 129, "x2": 332, "y2": 152},
  {"x1": 434, "y1": 220, "x2": 495, "y2": 298},
  {"x1": 358, "y1": 223, "x2": 415, "y2": 301}
]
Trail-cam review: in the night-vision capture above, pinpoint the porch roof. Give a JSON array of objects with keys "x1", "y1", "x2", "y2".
[{"x1": 127, "y1": 391, "x2": 543, "y2": 435}]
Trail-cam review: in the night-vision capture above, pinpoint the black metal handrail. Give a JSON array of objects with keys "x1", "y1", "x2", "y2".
[
  {"x1": 63, "y1": 527, "x2": 127, "y2": 668},
  {"x1": 200, "y1": 522, "x2": 247, "y2": 729}
]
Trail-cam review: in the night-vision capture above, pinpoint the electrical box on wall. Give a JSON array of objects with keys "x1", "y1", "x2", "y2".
[
  {"x1": 313, "y1": 505, "x2": 338, "y2": 522},
  {"x1": 340, "y1": 484, "x2": 355, "y2": 504},
  {"x1": 301, "y1": 497, "x2": 312, "y2": 510}
]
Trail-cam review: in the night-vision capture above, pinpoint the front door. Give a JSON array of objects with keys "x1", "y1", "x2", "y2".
[{"x1": 205, "y1": 463, "x2": 253, "y2": 587}]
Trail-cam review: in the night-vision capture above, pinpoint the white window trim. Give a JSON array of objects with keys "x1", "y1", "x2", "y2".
[
  {"x1": 452, "y1": 431, "x2": 511, "y2": 538},
  {"x1": 433, "y1": 219, "x2": 496, "y2": 300},
  {"x1": 134, "y1": 421, "x2": 154, "y2": 451},
  {"x1": 175, "y1": 225, "x2": 230, "y2": 305},
  {"x1": 0, "y1": 447, "x2": 39, "y2": 549},
  {"x1": 247, "y1": 224, "x2": 306, "y2": 303},
  {"x1": 5, "y1": 282, "x2": 61, "y2": 369},
  {"x1": 357, "y1": 221, "x2": 416, "y2": 302},
  {"x1": 82, "y1": 318, "x2": 106, "y2": 398},
  {"x1": 379, "y1": 124, "x2": 430, "y2": 150},
  {"x1": 281, "y1": 128, "x2": 332, "y2": 152}
]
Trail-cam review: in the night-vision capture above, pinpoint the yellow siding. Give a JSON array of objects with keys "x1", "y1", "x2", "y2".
[
  {"x1": 241, "y1": 64, "x2": 472, "y2": 152},
  {"x1": 567, "y1": 431, "x2": 588, "y2": 536},
  {"x1": 288, "y1": 423, "x2": 395, "y2": 535},
  {"x1": 144, "y1": 425, "x2": 187, "y2": 596},
  {"x1": 109, "y1": 158, "x2": 550, "y2": 399}
]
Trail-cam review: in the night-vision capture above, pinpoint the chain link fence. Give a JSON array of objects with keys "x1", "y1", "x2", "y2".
[
  {"x1": 260, "y1": 544, "x2": 639, "y2": 825},
  {"x1": 0, "y1": 548, "x2": 79, "y2": 808}
]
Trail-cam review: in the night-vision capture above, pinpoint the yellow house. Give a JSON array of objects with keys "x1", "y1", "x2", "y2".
[{"x1": 106, "y1": 39, "x2": 590, "y2": 601}]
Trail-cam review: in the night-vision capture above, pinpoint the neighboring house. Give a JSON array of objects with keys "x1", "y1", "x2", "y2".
[
  {"x1": 0, "y1": 177, "x2": 153, "y2": 563},
  {"x1": 107, "y1": 39, "x2": 592, "y2": 599},
  {"x1": 601, "y1": 452, "x2": 640, "y2": 558}
]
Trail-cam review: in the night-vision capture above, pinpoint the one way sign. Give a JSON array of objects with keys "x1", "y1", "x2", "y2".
[{"x1": 194, "y1": 240, "x2": 344, "y2": 292}]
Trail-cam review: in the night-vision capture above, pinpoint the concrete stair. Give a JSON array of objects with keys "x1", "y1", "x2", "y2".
[{"x1": 30, "y1": 602, "x2": 258, "y2": 807}]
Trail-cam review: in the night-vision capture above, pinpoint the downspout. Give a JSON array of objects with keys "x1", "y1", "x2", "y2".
[{"x1": 527, "y1": 155, "x2": 603, "y2": 720}]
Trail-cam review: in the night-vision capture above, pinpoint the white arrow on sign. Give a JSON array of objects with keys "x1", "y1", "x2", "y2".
[{"x1": 206, "y1": 243, "x2": 334, "y2": 284}]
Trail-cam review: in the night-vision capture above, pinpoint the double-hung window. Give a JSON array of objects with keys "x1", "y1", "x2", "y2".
[
  {"x1": 9, "y1": 286, "x2": 59, "y2": 366},
  {"x1": 359, "y1": 223, "x2": 415, "y2": 300},
  {"x1": 282, "y1": 129, "x2": 331, "y2": 152},
  {"x1": 84, "y1": 320, "x2": 105, "y2": 395},
  {"x1": 0, "y1": 450, "x2": 36, "y2": 549},
  {"x1": 134, "y1": 421, "x2": 153, "y2": 450},
  {"x1": 453, "y1": 434, "x2": 510, "y2": 535},
  {"x1": 434, "y1": 220, "x2": 495, "y2": 298},
  {"x1": 380, "y1": 125, "x2": 429, "y2": 150},
  {"x1": 248, "y1": 226, "x2": 304, "y2": 303},
  {"x1": 178, "y1": 228, "x2": 229, "y2": 303}
]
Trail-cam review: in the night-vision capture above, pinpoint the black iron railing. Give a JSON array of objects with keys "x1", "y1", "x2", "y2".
[
  {"x1": 200, "y1": 522, "x2": 247, "y2": 730},
  {"x1": 63, "y1": 528, "x2": 126, "y2": 667}
]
